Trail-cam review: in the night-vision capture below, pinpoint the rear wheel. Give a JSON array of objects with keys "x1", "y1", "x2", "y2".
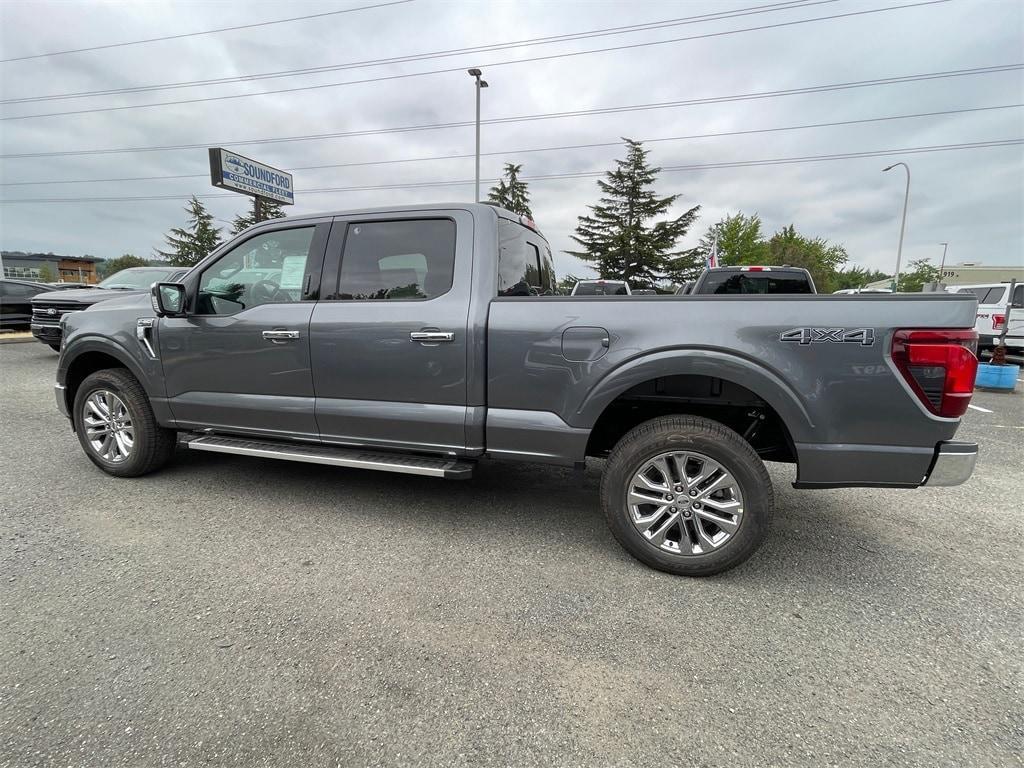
[
  {"x1": 601, "y1": 415, "x2": 773, "y2": 576},
  {"x1": 73, "y1": 368, "x2": 177, "y2": 477}
]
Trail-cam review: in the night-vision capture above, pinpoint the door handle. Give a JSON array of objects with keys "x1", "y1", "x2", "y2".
[
  {"x1": 410, "y1": 331, "x2": 454, "y2": 343},
  {"x1": 262, "y1": 330, "x2": 300, "y2": 341}
]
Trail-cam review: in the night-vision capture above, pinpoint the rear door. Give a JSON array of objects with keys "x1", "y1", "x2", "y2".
[{"x1": 309, "y1": 210, "x2": 473, "y2": 453}]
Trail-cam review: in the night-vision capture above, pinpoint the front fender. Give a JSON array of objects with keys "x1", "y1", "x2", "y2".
[{"x1": 573, "y1": 347, "x2": 815, "y2": 442}]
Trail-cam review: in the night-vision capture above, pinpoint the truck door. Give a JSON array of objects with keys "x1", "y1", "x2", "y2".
[
  {"x1": 158, "y1": 221, "x2": 330, "y2": 438},
  {"x1": 309, "y1": 210, "x2": 472, "y2": 454}
]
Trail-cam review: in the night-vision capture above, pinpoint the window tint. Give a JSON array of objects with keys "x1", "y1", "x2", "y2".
[
  {"x1": 702, "y1": 272, "x2": 813, "y2": 295},
  {"x1": 337, "y1": 219, "x2": 455, "y2": 300},
  {"x1": 497, "y1": 218, "x2": 554, "y2": 296},
  {"x1": 197, "y1": 227, "x2": 315, "y2": 315}
]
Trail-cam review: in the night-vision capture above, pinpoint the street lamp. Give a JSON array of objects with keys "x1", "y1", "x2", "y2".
[
  {"x1": 882, "y1": 162, "x2": 910, "y2": 291},
  {"x1": 938, "y1": 241, "x2": 949, "y2": 276},
  {"x1": 468, "y1": 68, "x2": 488, "y2": 202}
]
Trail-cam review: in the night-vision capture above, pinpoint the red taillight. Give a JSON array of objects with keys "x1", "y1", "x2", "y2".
[
  {"x1": 892, "y1": 329, "x2": 978, "y2": 418},
  {"x1": 992, "y1": 314, "x2": 1005, "y2": 331}
]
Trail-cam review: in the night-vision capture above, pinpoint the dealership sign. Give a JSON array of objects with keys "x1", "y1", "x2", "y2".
[{"x1": 208, "y1": 148, "x2": 294, "y2": 205}]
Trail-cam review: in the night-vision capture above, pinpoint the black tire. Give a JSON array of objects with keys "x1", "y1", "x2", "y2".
[
  {"x1": 48, "y1": 343, "x2": 61, "y2": 352},
  {"x1": 73, "y1": 368, "x2": 177, "y2": 477},
  {"x1": 601, "y1": 415, "x2": 773, "y2": 576}
]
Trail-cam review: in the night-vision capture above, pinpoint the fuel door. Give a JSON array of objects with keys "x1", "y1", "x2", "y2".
[{"x1": 562, "y1": 326, "x2": 610, "y2": 362}]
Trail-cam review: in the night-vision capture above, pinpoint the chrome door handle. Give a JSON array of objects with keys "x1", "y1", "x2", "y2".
[
  {"x1": 410, "y1": 331, "x2": 454, "y2": 343},
  {"x1": 262, "y1": 330, "x2": 300, "y2": 341}
]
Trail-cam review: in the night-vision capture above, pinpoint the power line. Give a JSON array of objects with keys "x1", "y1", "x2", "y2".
[
  {"x1": 0, "y1": 0, "x2": 833, "y2": 104},
  {"x1": 3, "y1": 63, "x2": 1016, "y2": 160},
  {"x1": 0, "y1": 1, "x2": 415, "y2": 64},
  {"x1": 3, "y1": 103, "x2": 1019, "y2": 187},
  {"x1": 0, "y1": 0, "x2": 951, "y2": 122},
  {"x1": 2, "y1": 139, "x2": 1019, "y2": 203}
]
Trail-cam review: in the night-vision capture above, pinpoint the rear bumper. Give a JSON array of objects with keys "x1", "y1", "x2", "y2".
[{"x1": 923, "y1": 441, "x2": 978, "y2": 487}]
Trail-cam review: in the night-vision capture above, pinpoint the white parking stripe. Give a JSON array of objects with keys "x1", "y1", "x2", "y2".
[{"x1": 967, "y1": 404, "x2": 994, "y2": 413}]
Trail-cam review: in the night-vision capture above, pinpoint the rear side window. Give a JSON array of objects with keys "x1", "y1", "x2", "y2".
[
  {"x1": 959, "y1": 286, "x2": 1006, "y2": 304},
  {"x1": 497, "y1": 219, "x2": 554, "y2": 296},
  {"x1": 1014, "y1": 284, "x2": 1023, "y2": 306},
  {"x1": 701, "y1": 272, "x2": 813, "y2": 294},
  {"x1": 338, "y1": 219, "x2": 455, "y2": 300}
]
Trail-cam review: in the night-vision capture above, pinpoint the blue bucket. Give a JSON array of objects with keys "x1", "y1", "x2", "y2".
[{"x1": 975, "y1": 363, "x2": 1020, "y2": 391}]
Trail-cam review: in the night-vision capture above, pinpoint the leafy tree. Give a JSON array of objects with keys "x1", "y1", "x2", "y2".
[
  {"x1": 37, "y1": 264, "x2": 55, "y2": 283},
  {"x1": 230, "y1": 199, "x2": 287, "y2": 235},
  {"x1": 693, "y1": 212, "x2": 769, "y2": 269},
  {"x1": 832, "y1": 265, "x2": 890, "y2": 291},
  {"x1": 898, "y1": 258, "x2": 941, "y2": 293},
  {"x1": 556, "y1": 274, "x2": 581, "y2": 295},
  {"x1": 487, "y1": 163, "x2": 532, "y2": 217},
  {"x1": 157, "y1": 196, "x2": 222, "y2": 267},
  {"x1": 567, "y1": 139, "x2": 699, "y2": 290},
  {"x1": 762, "y1": 225, "x2": 849, "y2": 292},
  {"x1": 101, "y1": 254, "x2": 148, "y2": 280}
]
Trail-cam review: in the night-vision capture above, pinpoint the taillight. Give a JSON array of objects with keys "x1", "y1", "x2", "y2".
[
  {"x1": 992, "y1": 314, "x2": 1005, "y2": 331},
  {"x1": 892, "y1": 330, "x2": 978, "y2": 418}
]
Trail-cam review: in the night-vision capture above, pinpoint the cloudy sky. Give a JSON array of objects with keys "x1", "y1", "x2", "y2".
[{"x1": 1, "y1": 0, "x2": 1021, "y2": 280}]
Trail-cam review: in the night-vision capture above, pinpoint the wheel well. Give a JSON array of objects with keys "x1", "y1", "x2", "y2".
[
  {"x1": 585, "y1": 374, "x2": 796, "y2": 463},
  {"x1": 65, "y1": 352, "x2": 129, "y2": 411}
]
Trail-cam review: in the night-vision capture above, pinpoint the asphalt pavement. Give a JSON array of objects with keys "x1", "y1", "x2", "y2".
[{"x1": 1, "y1": 341, "x2": 1021, "y2": 767}]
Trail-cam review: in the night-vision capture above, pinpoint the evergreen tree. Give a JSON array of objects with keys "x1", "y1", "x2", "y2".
[
  {"x1": 157, "y1": 196, "x2": 223, "y2": 267},
  {"x1": 487, "y1": 163, "x2": 532, "y2": 216},
  {"x1": 567, "y1": 139, "x2": 699, "y2": 289},
  {"x1": 230, "y1": 199, "x2": 287, "y2": 235}
]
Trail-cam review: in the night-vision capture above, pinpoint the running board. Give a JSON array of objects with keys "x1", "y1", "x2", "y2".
[{"x1": 185, "y1": 435, "x2": 473, "y2": 479}]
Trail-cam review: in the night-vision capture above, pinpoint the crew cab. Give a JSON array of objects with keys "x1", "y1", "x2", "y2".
[
  {"x1": 948, "y1": 282, "x2": 1023, "y2": 353},
  {"x1": 54, "y1": 204, "x2": 980, "y2": 576},
  {"x1": 31, "y1": 266, "x2": 187, "y2": 350}
]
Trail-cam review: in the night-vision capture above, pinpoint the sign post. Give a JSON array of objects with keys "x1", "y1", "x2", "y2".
[{"x1": 208, "y1": 148, "x2": 294, "y2": 222}]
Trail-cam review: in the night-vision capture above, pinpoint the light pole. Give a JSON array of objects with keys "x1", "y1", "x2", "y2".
[
  {"x1": 938, "y1": 241, "x2": 949, "y2": 276},
  {"x1": 468, "y1": 68, "x2": 488, "y2": 202},
  {"x1": 882, "y1": 162, "x2": 910, "y2": 291}
]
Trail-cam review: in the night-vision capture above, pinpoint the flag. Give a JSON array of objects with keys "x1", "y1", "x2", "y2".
[{"x1": 707, "y1": 232, "x2": 719, "y2": 269}]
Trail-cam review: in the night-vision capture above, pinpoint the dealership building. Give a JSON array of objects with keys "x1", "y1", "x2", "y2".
[
  {"x1": 865, "y1": 262, "x2": 1024, "y2": 290},
  {"x1": 1, "y1": 251, "x2": 103, "y2": 284}
]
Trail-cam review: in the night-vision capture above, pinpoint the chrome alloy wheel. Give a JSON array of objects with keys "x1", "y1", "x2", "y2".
[
  {"x1": 626, "y1": 451, "x2": 744, "y2": 556},
  {"x1": 82, "y1": 390, "x2": 134, "y2": 463}
]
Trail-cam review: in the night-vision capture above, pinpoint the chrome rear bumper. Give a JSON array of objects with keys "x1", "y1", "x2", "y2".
[{"x1": 924, "y1": 441, "x2": 978, "y2": 487}]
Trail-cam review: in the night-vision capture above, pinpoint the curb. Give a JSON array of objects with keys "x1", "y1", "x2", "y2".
[{"x1": 0, "y1": 334, "x2": 36, "y2": 345}]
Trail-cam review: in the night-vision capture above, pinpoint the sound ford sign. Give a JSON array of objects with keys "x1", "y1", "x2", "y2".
[{"x1": 208, "y1": 148, "x2": 294, "y2": 205}]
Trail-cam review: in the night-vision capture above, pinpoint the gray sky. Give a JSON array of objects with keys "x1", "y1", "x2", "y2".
[{"x1": 1, "y1": 0, "x2": 1022, "y2": 280}]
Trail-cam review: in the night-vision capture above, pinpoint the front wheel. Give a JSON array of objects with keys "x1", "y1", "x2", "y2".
[
  {"x1": 72, "y1": 368, "x2": 177, "y2": 477},
  {"x1": 601, "y1": 415, "x2": 774, "y2": 576}
]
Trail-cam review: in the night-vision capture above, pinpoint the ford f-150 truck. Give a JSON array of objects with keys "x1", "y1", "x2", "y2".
[{"x1": 54, "y1": 204, "x2": 981, "y2": 576}]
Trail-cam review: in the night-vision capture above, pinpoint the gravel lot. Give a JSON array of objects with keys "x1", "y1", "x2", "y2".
[{"x1": 1, "y1": 341, "x2": 1021, "y2": 767}]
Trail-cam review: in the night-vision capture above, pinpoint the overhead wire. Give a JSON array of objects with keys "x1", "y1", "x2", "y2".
[{"x1": 0, "y1": 0, "x2": 953, "y2": 122}]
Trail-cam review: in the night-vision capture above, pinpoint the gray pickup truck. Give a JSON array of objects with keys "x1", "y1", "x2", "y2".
[{"x1": 54, "y1": 203, "x2": 981, "y2": 575}]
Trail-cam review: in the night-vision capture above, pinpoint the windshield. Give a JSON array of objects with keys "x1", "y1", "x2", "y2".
[
  {"x1": 99, "y1": 267, "x2": 179, "y2": 290},
  {"x1": 574, "y1": 282, "x2": 628, "y2": 295},
  {"x1": 700, "y1": 272, "x2": 813, "y2": 295}
]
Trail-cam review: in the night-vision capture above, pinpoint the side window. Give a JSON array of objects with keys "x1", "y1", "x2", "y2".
[
  {"x1": 4, "y1": 282, "x2": 38, "y2": 297},
  {"x1": 983, "y1": 287, "x2": 1006, "y2": 304},
  {"x1": 497, "y1": 218, "x2": 554, "y2": 296},
  {"x1": 196, "y1": 227, "x2": 315, "y2": 316},
  {"x1": 337, "y1": 219, "x2": 455, "y2": 300},
  {"x1": 1013, "y1": 284, "x2": 1023, "y2": 306}
]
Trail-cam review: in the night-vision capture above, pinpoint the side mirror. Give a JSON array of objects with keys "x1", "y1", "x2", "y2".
[{"x1": 151, "y1": 282, "x2": 186, "y2": 317}]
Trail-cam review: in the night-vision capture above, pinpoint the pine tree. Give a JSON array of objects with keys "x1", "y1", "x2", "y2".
[
  {"x1": 230, "y1": 199, "x2": 287, "y2": 235},
  {"x1": 487, "y1": 163, "x2": 532, "y2": 216},
  {"x1": 157, "y1": 196, "x2": 222, "y2": 267},
  {"x1": 567, "y1": 139, "x2": 699, "y2": 289}
]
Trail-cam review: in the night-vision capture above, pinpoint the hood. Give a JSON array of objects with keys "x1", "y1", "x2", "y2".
[
  {"x1": 31, "y1": 286, "x2": 146, "y2": 307},
  {"x1": 82, "y1": 292, "x2": 152, "y2": 312}
]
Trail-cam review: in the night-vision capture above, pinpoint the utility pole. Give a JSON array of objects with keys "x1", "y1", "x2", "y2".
[
  {"x1": 467, "y1": 69, "x2": 488, "y2": 202},
  {"x1": 882, "y1": 162, "x2": 911, "y2": 291}
]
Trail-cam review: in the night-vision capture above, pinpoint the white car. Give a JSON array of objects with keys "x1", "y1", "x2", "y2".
[
  {"x1": 947, "y1": 282, "x2": 1023, "y2": 352},
  {"x1": 570, "y1": 279, "x2": 631, "y2": 296}
]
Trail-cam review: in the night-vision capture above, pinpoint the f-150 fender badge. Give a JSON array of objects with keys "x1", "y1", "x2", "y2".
[{"x1": 780, "y1": 327, "x2": 875, "y2": 346}]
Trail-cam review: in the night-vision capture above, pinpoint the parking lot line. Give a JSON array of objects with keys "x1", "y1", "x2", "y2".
[{"x1": 967, "y1": 404, "x2": 994, "y2": 413}]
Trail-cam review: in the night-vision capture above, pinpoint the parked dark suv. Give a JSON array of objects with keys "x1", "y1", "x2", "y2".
[
  {"x1": 1, "y1": 279, "x2": 56, "y2": 330},
  {"x1": 31, "y1": 266, "x2": 187, "y2": 350}
]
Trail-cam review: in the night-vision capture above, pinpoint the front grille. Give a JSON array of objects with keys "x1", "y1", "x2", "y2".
[{"x1": 32, "y1": 304, "x2": 80, "y2": 322}]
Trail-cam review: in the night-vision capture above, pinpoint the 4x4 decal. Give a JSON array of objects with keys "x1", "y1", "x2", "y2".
[{"x1": 780, "y1": 327, "x2": 875, "y2": 346}]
